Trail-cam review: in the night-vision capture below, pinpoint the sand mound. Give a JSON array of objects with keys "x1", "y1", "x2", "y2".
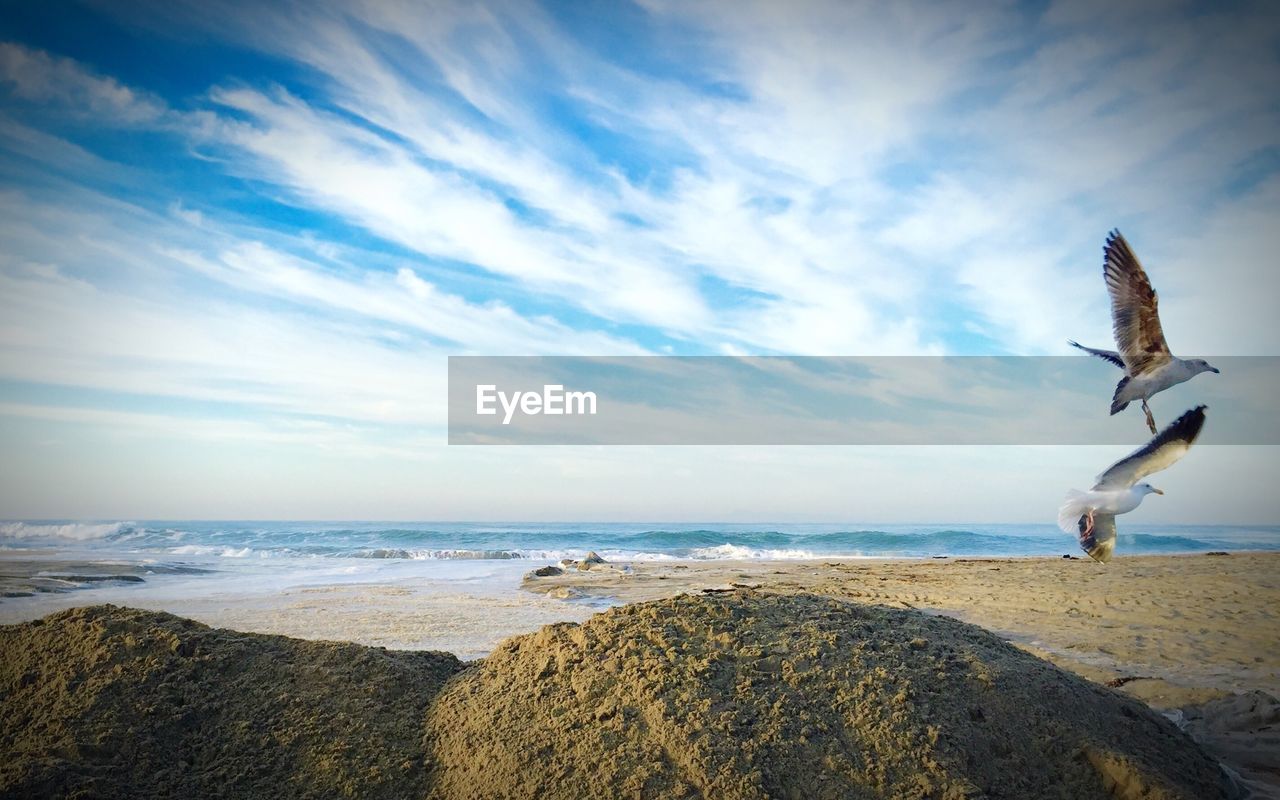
[
  {"x1": 1, "y1": 597, "x2": 1238, "y2": 799},
  {"x1": 0, "y1": 605, "x2": 461, "y2": 799},
  {"x1": 426, "y1": 592, "x2": 1235, "y2": 800}
]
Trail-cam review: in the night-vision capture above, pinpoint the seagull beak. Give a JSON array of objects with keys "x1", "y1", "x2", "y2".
[
  {"x1": 1152, "y1": 487, "x2": 1164, "y2": 495},
  {"x1": 1210, "y1": 366, "x2": 1220, "y2": 374}
]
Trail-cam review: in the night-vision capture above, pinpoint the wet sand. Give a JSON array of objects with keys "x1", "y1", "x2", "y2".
[{"x1": 0, "y1": 551, "x2": 599, "y2": 661}]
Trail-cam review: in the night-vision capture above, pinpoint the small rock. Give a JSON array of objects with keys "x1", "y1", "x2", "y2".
[
  {"x1": 531, "y1": 566, "x2": 563, "y2": 577},
  {"x1": 582, "y1": 551, "x2": 606, "y2": 565}
]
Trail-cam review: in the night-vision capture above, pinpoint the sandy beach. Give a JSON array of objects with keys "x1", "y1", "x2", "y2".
[
  {"x1": 0, "y1": 550, "x2": 601, "y2": 660},
  {"x1": 0, "y1": 593, "x2": 1255, "y2": 799},
  {"x1": 523, "y1": 553, "x2": 1280, "y2": 703},
  {"x1": 517, "y1": 552, "x2": 1280, "y2": 796},
  {"x1": 3, "y1": 551, "x2": 1278, "y2": 797},
  {"x1": 5, "y1": 551, "x2": 1277, "y2": 699}
]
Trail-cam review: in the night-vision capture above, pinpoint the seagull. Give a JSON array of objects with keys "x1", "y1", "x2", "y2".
[
  {"x1": 1069, "y1": 230, "x2": 1218, "y2": 434},
  {"x1": 1057, "y1": 405, "x2": 1207, "y2": 562}
]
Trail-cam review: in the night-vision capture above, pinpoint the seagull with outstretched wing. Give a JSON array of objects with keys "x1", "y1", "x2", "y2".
[
  {"x1": 1057, "y1": 405, "x2": 1207, "y2": 562},
  {"x1": 1069, "y1": 230, "x2": 1218, "y2": 433}
]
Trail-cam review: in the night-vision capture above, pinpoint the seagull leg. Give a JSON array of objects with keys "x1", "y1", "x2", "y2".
[
  {"x1": 1083, "y1": 509, "x2": 1095, "y2": 537},
  {"x1": 1141, "y1": 400, "x2": 1157, "y2": 434}
]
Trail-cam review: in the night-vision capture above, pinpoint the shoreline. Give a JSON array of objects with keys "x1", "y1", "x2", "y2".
[{"x1": 3, "y1": 549, "x2": 1276, "y2": 703}]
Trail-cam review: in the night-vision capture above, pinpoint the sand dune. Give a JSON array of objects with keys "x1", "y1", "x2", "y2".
[
  {"x1": 1, "y1": 597, "x2": 1243, "y2": 799},
  {"x1": 429, "y1": 592, "x2": 1235, "y2": 799},
  {"x1": 0, "y1": 605, "x2": 461, "y2": 799}
]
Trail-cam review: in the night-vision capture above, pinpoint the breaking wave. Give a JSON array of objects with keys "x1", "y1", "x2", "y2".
[
  {"x1": 3, "y1": 521, "x2": 1276, "y2": 560},
  {"x1": 0, "y1": 521, "x2": 134, "y2": 542}
]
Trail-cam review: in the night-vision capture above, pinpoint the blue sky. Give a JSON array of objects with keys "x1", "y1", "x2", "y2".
[{"x1": 1, "y1": 0, "x2": 1277, "y2": 521}]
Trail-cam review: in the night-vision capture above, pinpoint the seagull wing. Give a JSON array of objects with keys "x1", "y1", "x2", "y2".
[
  {"x1": 1094, "y1": 405, "x2": 1207, "y2": 489},
  {"x1": 1104, "y1": 230, "x2": 1172, "y2": 376},
  {"x1": 1079, "y1": 513, "x2": 1117, "y2": 562},
  {"x1": 1068, "y1": 339, "x2": 1125, "y2": 368}
]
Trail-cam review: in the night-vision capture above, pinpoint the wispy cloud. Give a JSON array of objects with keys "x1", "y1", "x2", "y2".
[
  {"x1": 0, "y1": 1, "x2": 1277, "y2": 519},
  {"x1": 0, "y1": 42, "x2": 165, "y2": 123}
]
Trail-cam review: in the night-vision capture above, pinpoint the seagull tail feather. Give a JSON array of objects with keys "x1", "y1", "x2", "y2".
[
  {"x1": 1080, "y1": 519, "x2": 1115, "y2": 563},
  {"x1": 1110, "y1": 376, "x2": 1132, "y2": 415},
  {"x1": 1058, "y1": 490, "x2": 1092, "y2": 534}
]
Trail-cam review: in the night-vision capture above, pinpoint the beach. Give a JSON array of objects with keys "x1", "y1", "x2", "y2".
[
  {"x1": 3, "y1": 550, "x2": 1278, "y2": 796},
  {"x1": 0, "y1": 549, "x2": 599, "y2": 661},
  {"x1": 7, "y1": 548, "x2": 1275, "y2": 699},
  {"x1": 517, "y1": 552, "x2": 1280, "y2": 796},
  {"x1": 5, "y1": 0, "x2": 1279, "y2": 795},
  {"x1": 524, "y1": 553, "x2": 1280, "y2": 703}
]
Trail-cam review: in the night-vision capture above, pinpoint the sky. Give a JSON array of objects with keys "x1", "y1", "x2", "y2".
[{"x1": 0, "y1": 0, "x2": 1277, "y2": 522}]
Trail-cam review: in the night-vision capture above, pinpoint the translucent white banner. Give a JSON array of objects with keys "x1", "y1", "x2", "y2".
[{"x1": 448, "y1": 356, "x2": 1279, "y2": 445}]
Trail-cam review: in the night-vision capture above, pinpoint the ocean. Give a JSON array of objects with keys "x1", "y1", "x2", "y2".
[{"x1": 4, "y1": 519, "x2": 1279, "y2": 562}]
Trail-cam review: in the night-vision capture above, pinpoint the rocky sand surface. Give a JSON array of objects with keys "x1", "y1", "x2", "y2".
[
  {"x1": 1, "y1": 595, "x2": 1245, "y2": 799},
  {"x1": 0, "y1": 605, "x2": 462, "y2": 799}
]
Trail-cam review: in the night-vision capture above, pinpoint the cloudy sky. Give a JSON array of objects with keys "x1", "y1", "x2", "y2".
[{"x1": 1, "y1": 0, "x2": 1277, "y2": 522}]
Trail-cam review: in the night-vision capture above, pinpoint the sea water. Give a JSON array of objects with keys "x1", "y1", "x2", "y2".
[{"x1": 4, "y1": 519, "x2": 1277, "y2": 562}]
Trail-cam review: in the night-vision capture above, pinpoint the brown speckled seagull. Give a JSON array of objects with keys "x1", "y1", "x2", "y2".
[{"x1": 1069, "y1": 230, "x2": 1219, "y2": 434}]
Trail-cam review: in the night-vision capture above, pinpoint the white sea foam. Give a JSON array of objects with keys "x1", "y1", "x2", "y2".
[
  {"x1": 605, "y1": 551, "x2": 678, "y2": 562},
  {"x1": 357, "y1": 548, "x2": 533, "y2": 560},
  {"x1": 686, "y1": 544, "x2": 818, "y2": 560},
  {"x1": 0, "y1": 521, "x2": 131, "y2": 541},
  {"x1": 170, "y1": 544, "x2": 255, "y2": 558},
  {"x1": 345, "y1": 546, "x2": 823, "y2": 562}
]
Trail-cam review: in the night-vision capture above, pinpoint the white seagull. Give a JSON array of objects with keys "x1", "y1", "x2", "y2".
[
  {"x1": 1069, "y1": 230, "x2": 1218, "y2": 434},
  {"x1": 1058, "y1": 405, "x2": 1207, "y2": 562}
]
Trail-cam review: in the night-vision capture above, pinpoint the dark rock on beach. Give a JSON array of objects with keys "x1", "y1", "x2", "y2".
[{"x1": 0, "y1": 560, "x2": 214, "y2": 602}]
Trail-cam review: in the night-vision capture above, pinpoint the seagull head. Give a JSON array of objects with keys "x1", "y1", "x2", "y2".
[
  {"x1": 1188, "y1": 358, "x2": 1220, "y2": 375},
  {"x1": 1138, "y1": 482, "x2": 1164, "y2": 496}
]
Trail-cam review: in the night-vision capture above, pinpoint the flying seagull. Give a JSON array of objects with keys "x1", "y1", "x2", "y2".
[
  {"x1": 1057, "y1": 405, "x2": 1207, "y2": 562},
  {"x1": 1069, "y1": 230, "x2": 1218, "y2": 434}
]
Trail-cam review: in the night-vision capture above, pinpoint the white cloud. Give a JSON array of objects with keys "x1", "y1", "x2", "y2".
[
  {"x1": 0, "y1": 187, "x2": 642, "y2": 431},
  {"x1": 91, "y1": 0, "x2": 959, "y2": 354},
  {"x1": 0, "y1": 42, "x2": 166, "y2": 123},
  {"x1": 201, "y1": 85, "x2": 712, "y2": 332},
  {"x1": 1, "y1": 2, "x2": 1278, "y2": 519}
]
